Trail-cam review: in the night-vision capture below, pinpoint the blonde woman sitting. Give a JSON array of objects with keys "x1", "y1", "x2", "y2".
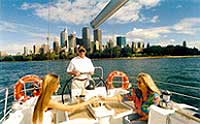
[
  {"x1": 32, "y1": 73, "x2": 98, "y2": 124},
  {"x1": 124, "y1": 72, "x2": 161, "y2": 124}
]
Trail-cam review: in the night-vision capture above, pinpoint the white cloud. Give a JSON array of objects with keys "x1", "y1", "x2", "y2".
[
  {"x1": 0, "y1": 40, "x2": 39, "y2": 55},
  {"x1": 21, "y1": 0, "x2": 107, "y2": 25},
  {"x1": 173, "y1": 18, "x2": 200, "y2": 35},
  {"x1": 0, "y1": 21, "x2": 47, "y2": 39},
  {"x1": 150, "y1": 15, "x2": 159, "y2": 23},
  {"x1": 126, "y1": 17, "x2": 200, "y2": 40},
  {"x1": 126, "y1": 17, "x2": 200, "y2": 49},
  {"x1": 21, "y1": 2, "x2": 43, "y2": 10},
  {"x1": 0, "y1": 21, "x2": 17, "y2": 32},
  {"x1": 0, "y1": 20, "x2": 59, "y2": 55},
  {"x1": 187, "y1": 41, "x2": 200, "y2": 49},
  {"x1": 157, "y1": 39, "x2": 178, "y2": 46},
  {"x1": 0, "y1": 37, "x2": 57, "y2": 55},
  {"x1": 20, "y1": 0, "x2": 161, "y2": 25},
  {"x1": 138, "y1": 0, "x2": 160, "y2": 8},
  {"x1": 126, "y1": 27, "x2": 170, "y2": 40}
]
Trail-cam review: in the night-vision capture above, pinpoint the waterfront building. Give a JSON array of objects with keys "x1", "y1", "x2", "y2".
[
  {"x1": 33, "y1": 45, "x2": 40, "y2": 54},
  {"x1": 94, "y1": 29, "x2": 102, "y2": 50},
  {"x1": 68, "y1": 32, "x2": 77, "y2": 54},
  {"x1": 53, "y1": 38, "x2": 60, "y2": 54},
  {"x1": 60, "y1": 28, "x2": 69, "y2": 51},
  {"x1": 147, "y1": 43, "x2": 150, "y2": 48},
  {"x1": 116, "y1": 36, "x2": 126, "y2": 48},
  {"x1": 107, "y1": 39, "x2": 115, "y2": 48},
  {"x1": 183, "y1": 41, "x2": 187, "y2": 47},
  {"x1": 91, "y1": 40, "x2": 100, "y2": 53},
  {"x1": 131, "y1": 42, "x2": 137, "y2": 53},
  {"x1": 40, "y1": 44, "x2": 49, "y2": 54},
  {"x1": 0, "y1": 51, "x2": 8, "y2": 57},
  {"x1": 76, "y1": 37, "x2": 83, "y2": 46},
  {"x1": 82, "y1": 27, "x2": 91, "y2": 52},
  {"x1": 23, "y1": 47, "x2": 28, "y2": 56},
  {"x1": 136, "y1": 42, "x2": 144, "y2": 53}
]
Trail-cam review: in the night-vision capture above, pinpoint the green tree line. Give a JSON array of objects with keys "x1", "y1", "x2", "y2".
[{"x1": 0, "y1": 45, "x2": 199, "y2": 62}]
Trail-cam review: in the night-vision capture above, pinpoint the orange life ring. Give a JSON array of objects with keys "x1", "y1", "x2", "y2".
[
  {"x1": 14, "y1": 75, "x2": 42, "y2": 102},
  {"x1": 106, "y1": 71, "x2": 130, "y2": 89}
]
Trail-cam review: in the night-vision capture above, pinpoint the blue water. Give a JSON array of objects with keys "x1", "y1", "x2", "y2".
[{"x1": 0, "y1": 58, "x2": 200, "y2": 110}]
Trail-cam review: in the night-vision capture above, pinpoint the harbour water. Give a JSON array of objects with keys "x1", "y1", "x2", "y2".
[{"x1": 0, "y1": 57, "x2": 200, "y2": 109}]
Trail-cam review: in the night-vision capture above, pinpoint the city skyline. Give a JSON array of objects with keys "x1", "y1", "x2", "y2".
[{"x1": 0, "y1": 0, "x2": 200, "y2": 55}]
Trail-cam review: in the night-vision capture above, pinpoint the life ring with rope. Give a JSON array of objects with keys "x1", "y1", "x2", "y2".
[
  {"x1": 14, "y1": 75, "x2": 42, "y2": 102},
  {"x1": 106, "y1": 71, "x2": 130, "y2": 89}
]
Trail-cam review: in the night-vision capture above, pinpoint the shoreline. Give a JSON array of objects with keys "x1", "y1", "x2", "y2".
[
  {"x1": 1, "y1": 55, "x2": 200, "y2": 62},
  {"x1": 93, "y1": 55, "x2": 200, "y2": 60}
]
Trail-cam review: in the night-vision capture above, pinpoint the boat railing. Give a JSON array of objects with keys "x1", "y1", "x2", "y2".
[
  {"x1": 0, "y1": 88, "x2": 13, "y2": 122},
  {"x1": 0, "y1": 71, "x2": 199, "y2": 123},
  {"x1": 93, "y1": 66, "x2": 104, "y2": 80},
  {"x1": 0, "y1": 85, "x2": 41, "y2": 123},
  {"x1": 111, "y1": 77, "x2": 200, "y2": 102}
]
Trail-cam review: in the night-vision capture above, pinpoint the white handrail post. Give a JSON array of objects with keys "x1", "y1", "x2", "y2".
[
  {"x1": 3, "y1": 88, "x2": 9, "y2": 118},
  {"x1": 94, "y1": 66, "x2": 104, "y2": 79}
]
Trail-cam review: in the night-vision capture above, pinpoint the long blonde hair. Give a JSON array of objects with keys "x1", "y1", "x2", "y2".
[
  {"x1": 137, "y1": 72, "x2": 161, "y2": 95},
  {"x1": 32, "y1": 73, "x2": 59, "y2": 124}
]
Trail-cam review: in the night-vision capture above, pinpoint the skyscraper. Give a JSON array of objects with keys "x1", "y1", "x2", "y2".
[
  {"x1": 40, "y1": 44, "x2": 49, "y2": 54},
  {"x1": 131, "y1": 42, "x2": 137, "y2": 52},
  {"x1": 116, "y1": 36, "x2": 126, "y2": 48},
  {"x1": 82, "y1": 27, "x2": 90, "y2": 51},
  {"x1": 23, "y1": 46, "x2": 28, "y2": 56},
  {"x1": 60, "y1": 28, "x2": 69, "y2": 51},
  {"x1": 108, "y1": 39, "x2": 114, "y2": 48},
  {"x1": 68, "y1": 32, "x2": 77, "y2": 54},
  {"x1": 94, "y1": 29, "x2": 102, "y2": 50},
  {"x1": 33, "y1": 45, "x2": 40, "y2": 54},
  {"x1": 183, "y1": 41, "x2": 187, "y2": 47},
  {"x1": 53, "y1": 37, "x2": 60, "y2": 54}
]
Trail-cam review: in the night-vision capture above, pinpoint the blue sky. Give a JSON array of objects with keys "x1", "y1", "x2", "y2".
[{"x1": 0, "y1": 0, "x2": 200, "y2": 55}]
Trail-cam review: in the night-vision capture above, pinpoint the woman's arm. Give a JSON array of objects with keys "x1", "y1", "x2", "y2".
[
  {"x1": 47, "y1": 97, "x2": 98, "y2": 112},
  {"x1": 48, "y1": 100, "x2": 73, "y2": 112},
  {"x1": 100, "y1": 94, "x2": 122, "y2": 103}
]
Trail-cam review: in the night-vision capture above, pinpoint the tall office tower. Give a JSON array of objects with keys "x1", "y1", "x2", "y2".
[
  {"x1": 137, "y1": 42, "x2": 141, "y2": 48},
  {"x1": 108, "y1": 39, "x2": 114, "y2": 48},
  {"x1": 137, "y1": 42, "x2": 144, "y2": 49},
  {"x1": 53, "y1": 38, "x2": 60, "y2": 54},
  {"x1": 131, "y1": 42, "x2": 137, "y2": 53},
  {"x1": 68, "y1": 32, "x2": 77, "y2": 54},
  {"x1": 183, "y1": 41, "x2": 187, "y2": 47},
  {"x1": 116, "y1": 36, "x2": 126, "y2": 48},
  {"x1": 147, "y1": 43, "x2": 150, "y2": 48},
  {"x1": 136, "y1": 42, "x2": 144, "y2": 53},
  {"x1": 40, "y1": 44, "x2": 49, "y2": 54},
  {"x1": 33, "y1": 45, "x2": 40, "y2": 54},
  {"x1": 23, "y1": 47, "x2": 28, "y2": 56},
  {"x1": 60, "y1": 28, "x2": 69, "y2": 51},
  {"x1": 91, "y1": 40, "x2": 100, "y2": 53},
  {"x1": 94, "y1": 29, "x2": 102, "y2": 50},
  {"x1": 76, "y1": 37, "x2": 83, "y2": 46},
  {"x1": 82, "y1": 27, "x2": 91, "y2": 51}
]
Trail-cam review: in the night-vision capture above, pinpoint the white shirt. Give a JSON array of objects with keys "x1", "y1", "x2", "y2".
[{"x1": 67, "y1": 56, "x2": 95, "y2": 78}]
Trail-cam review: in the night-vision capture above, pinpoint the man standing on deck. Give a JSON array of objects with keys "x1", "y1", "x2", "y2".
[{"x1": 67, "y1": 46, "x2": 95, "y2": 90}]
